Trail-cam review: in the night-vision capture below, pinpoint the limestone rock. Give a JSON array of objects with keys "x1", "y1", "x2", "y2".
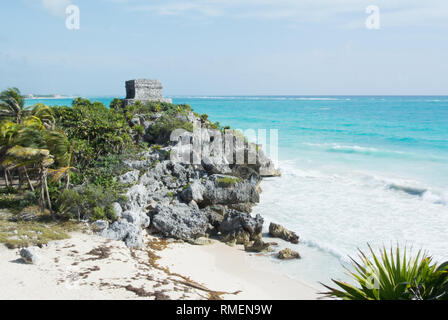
[
  {"x1": 278, "y1": 248, "x2": 301, "y2": 260},
  {"x1": 20, "y1": 248, "x2": 38, "y2": 264},
  {"x1": 101, "y1": 221, "x2": 143, "y2": 248},
  {"x1": 92, "y1": 220, "x2": 109, "y2": 232},
  {"x1": 180, "y1": 180, "x2": 204, "y2": 203},
  {"x1": 269, "y1": 222, "x2": 299, "y2": 244},
  {"x1": 244, "y1": 239, "x2": 271, "y2": 253},
  {"x1": 112, "y1": 202, "x2": 123, "y2": 219},
  {"x1": 219, "y1": 210, "x2": 263, "y2": 244},
  {"x1": 187, "y1": 237, "x2": 213, "y2": 246},
  {"x1": 201, "y1": 175, "x2": 260, "y2": 205},
  {"x1": 151, "y1": 202, "x2": 209, "y2": 240},
  {"x1": 118, "y1": 170, "x2": 140, "y2": 185},
  {"x1": 201, "y1": 156, "x2": 231, "y2": 175}
]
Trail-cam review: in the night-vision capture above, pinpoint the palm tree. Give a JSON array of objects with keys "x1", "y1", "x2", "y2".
[
  {"x1": 0, "y1": 88, "x2": 30, "y2": 124},
  {"x1": 47, "y1": 135, "x2": 77, "y2": 189},
  {"x1": 0, "y1": 120, "x2": 19, "y2": 187},
  {"x1": 3, "y1": 145, "x2": 54, "y2": 214},
  {"x1": 31, "y1": 103, "x2": 55, "y2": 130},
  {"x1": 0, "y1": 114, "x2": 70, "y2": 216},
  {"x1": 0, "y1": 104, "x2": 57, "y2": 189}
]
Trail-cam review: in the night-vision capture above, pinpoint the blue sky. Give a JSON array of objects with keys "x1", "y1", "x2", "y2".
[{"x1": 0, "y1": 0, "x2": 447, "y2": 96}]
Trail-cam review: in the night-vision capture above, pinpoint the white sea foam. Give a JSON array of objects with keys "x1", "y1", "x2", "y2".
[
  {"x1": 302, "y1": 142, "x2": 408, "y2": 157},
  {"x1": 252, "y1": 159, "x2": 448, "y2": 284}
]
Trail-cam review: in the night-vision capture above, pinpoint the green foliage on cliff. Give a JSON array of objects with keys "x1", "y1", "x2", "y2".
[
  {"x1": 0, "y1": 88, "x2": 226, "y2": 223},
  {"x1": 216, "y1": 176, "x2": 241, "y2": 186},
  {"x1": 149, "y1": 115, "x2": 194, "y2": 139},
  {"x1": 52, "y1": 98, "x2": 134, "y2": 166}
]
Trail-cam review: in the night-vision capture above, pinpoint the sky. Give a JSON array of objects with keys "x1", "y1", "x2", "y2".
[{"x1": 0, "y1": 0, "x2": 447, "y2": 96}]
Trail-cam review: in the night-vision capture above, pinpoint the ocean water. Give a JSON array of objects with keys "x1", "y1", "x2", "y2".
[{"x1": 27, "y1": 96, "x2": 448, "y2": 288}]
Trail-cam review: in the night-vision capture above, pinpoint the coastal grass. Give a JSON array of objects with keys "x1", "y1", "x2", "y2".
[
  {"x1": 0, "y1": 219, "x2": 71, "y2": 249},
  {"x1": 0, "y1": 200, "x2": 84, "y2": 248}
]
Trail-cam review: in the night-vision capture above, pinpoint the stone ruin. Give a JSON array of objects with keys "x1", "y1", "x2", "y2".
[{"x1": 122, "y1": 79, "x2": 172, "y2": 106}]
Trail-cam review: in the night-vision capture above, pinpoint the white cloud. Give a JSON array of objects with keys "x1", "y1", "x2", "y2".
[
  {"x1": 118, "y1": 0, "x2": 448, "y2": 28},
  {"x1": 41, "y1": 0, "x2": 72, "y2": 17}
]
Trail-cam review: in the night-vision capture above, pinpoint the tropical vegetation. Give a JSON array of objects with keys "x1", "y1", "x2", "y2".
[
  {"x1": 0, "y1": 87, "x2": 202, "y2": 223},
  {"x1": 322, "y1": 245, "x2": 448, "y2": 300}
]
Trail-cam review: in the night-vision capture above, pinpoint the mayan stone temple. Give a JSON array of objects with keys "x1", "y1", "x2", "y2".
[{"x1": 122, "y1": 79, "x2": 172, "y2": 106}]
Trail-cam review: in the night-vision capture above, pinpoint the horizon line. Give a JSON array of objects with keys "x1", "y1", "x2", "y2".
[{"x1": 25, "y1": 94, "x2": 448, "y2": 99}]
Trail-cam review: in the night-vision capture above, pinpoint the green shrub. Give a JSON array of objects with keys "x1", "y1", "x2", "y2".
[
  {"x1": 151, "y1": 144, "x2": 162, "y2": 151},
  {"x1": 166, "y1": 191, "x2": 176, "y2": 198},
  {"x1": 109, "y1": 98, "x2": 123, "y2": 110},
  {"x1": 133, "y1": 124, "x2": 145, "y2": 135},
  {"x1": 148, "y1": 116, "x2": 193, "y2": 141},
  {"x1": 105, "y1": 205, "x2": 117, "y2": 221},
  {"x1": 322, "y1": 245, "x2": 448, "y2": 300},
  {"x1": 57, "y1": 185, "x2": 120, "y2": 222},
  {"x1": 56, "y1": 189, "x2": 83, "y2": 220},
  {"x1": 91, "y1": 207, "x2": 106, "y2": 221},
  {"x1": 182, "y1": 183, "x2": 191, "y2": 190},
  {"x1": 217, "y1": 176, "x2": 241, "y2": 186},
  {"x1": 18, "y1": 191, "x2": 37, "y2": 209},
  {"x1": 52, "y1": 99, "x2": 134, "y2": 166},
  {"x1": 201, "y1": 114, "x2": 209, "y2": 122}
]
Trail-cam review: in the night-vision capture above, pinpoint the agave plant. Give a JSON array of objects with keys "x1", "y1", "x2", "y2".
[{"x1": 322, "y1": 245, "x2": 448, "y2": 300}]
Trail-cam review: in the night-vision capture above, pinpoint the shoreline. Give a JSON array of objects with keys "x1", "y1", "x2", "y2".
[
  {"x1": 0, "y1": 232, "x2": 318, "y2": 300},
  {"x1": 159, "y1": 239, "x2": 319, "y2": 300}
]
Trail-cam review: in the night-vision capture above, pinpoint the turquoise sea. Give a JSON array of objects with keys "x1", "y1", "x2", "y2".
[{"x1": 26, "y1": 96, "x2": 448, "y2": 287}]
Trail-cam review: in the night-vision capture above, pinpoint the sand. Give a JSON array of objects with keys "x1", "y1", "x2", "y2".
[{"x1": 0, "y1": 232, "x2": 318, "y2": 300}]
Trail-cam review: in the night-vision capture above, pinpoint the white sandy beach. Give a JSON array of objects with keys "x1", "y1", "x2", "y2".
[{"x1": 0, "y1": 232, "x2": 318, "y2": 300}]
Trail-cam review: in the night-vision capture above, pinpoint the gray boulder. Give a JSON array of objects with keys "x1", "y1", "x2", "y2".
[
  {"x1": 180, "y1": 180, "x2": 204, "y2": 203},
  {"x1": 123, "y1": 184, "x2": 152, "y2": 228},
  {"x1": 190, "y1": 174, "x2": 259, "y2": 206},
  {"x1": 92, "y1": 220, "x2": 109, "y2": 232},
  {"x1": 122, "y1": 210, "x2": 150, "y2": 228},
  {"x1": 278, "y1": 248, "x2": 301, "y2": 260},
  {"x1": 101, "y1": 221, "x2": 143, "y2": 248},
  {"x1": 112, "y1": 202, "x2": 123, "y2": 219},
  {"x1": 244, "y1": 239, "x2": 272, "y2": 253},
  {"x1": 269, "y1": 222, "x2": 299, "y2": 244},
  {"x1": 201, "y1": 156, "x2": 232, "y2": 175},
  {"x1": 257, "y1": 148, "x2": 281, "y2": 177},
  {"x1": 220, "y1": 210, "x2": 264, "y2": 244},
  {"x1": 151, "y1": 202, "x2": 209, "y2": 240},
  {"x1": 20, "y1": 248, "x2": 38, "y2": 264}
]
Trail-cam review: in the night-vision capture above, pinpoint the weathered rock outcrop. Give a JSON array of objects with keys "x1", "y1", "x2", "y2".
[
  {"x1": 269, "y1": 222, "x2": 299, "y2": 244},
  {"x1": 244, "y1": 239, "x2": 271, "y2": 253},
  {"x1": 96, "y1": 99, "x2": 280, "y2": 250},
  {"x1": 181, "y1": 174, "x2": 259, "y2": 207},
  {"x1": 278, "y1": 248, "x2": 301, "y2": 260},
  {"x1": 101, "y1": 220, "x2": 143, "y2": 248},
  {"x1": 220, "y1": 210, "x2": 264, "y2": 245},
  {"x1": 150, "y1": 202, "x2": 209, "y2": 240}
]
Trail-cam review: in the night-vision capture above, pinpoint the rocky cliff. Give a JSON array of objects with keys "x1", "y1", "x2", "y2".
[{"x1": 94, "y1": 108, "x2": 280, "y2": 251}]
